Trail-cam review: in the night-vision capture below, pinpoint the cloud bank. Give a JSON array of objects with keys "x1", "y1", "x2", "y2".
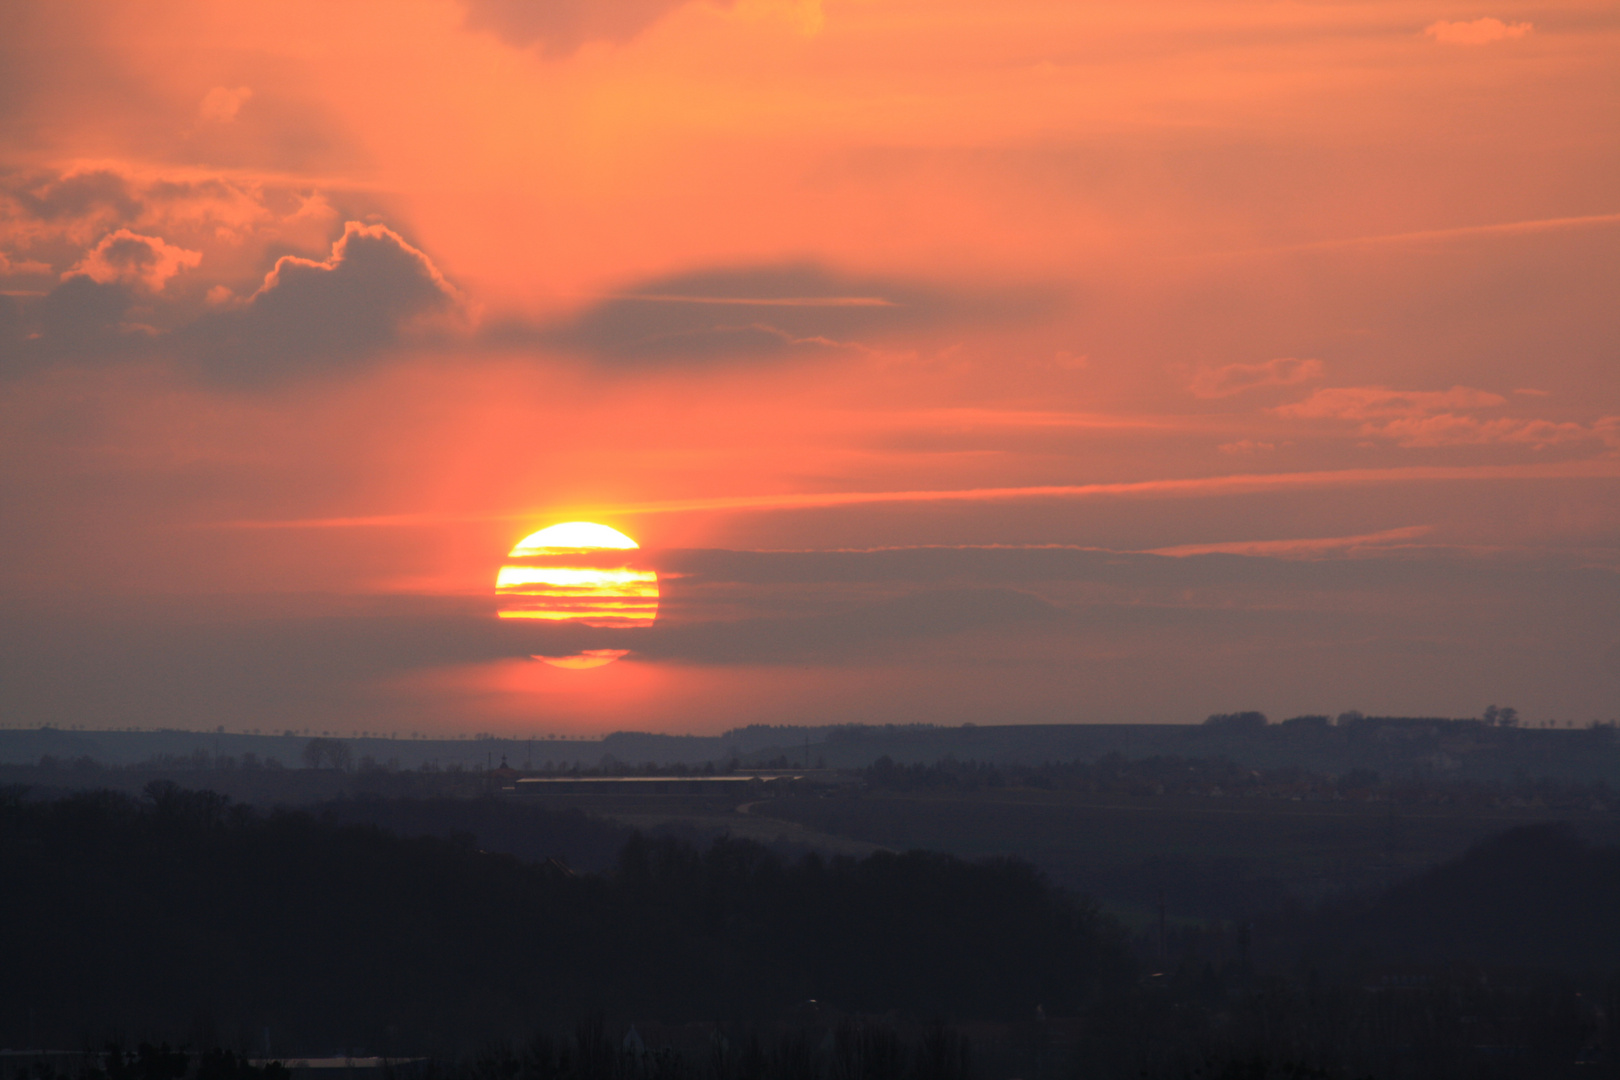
[
  {"x1": 459, "y1": 0, "x2": 740, "y2": 55},
  {"x1": 1277, "y1": 385, "x2": 1620, "y2": 450},
  {"x1": 66, "y1": 229, "x2": 202, "y2": 292},
  {"x1": 1, "y1": 165, "x2": 462, "y2": 383},
  {"x1": 188, "y1": 222, "x2": 461, "y2": 383},
  {"x1": 5, "y1": 169, "x2": 1034, "y2": 381},
  {"x1": 1189, "y1": 357, "x2": 1323, "y2": 398},
  {"x1": 4, "y1": 543, "x2": 1615, "y2": 730}
]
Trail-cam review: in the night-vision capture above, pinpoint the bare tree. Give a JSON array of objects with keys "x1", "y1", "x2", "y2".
[{"x1": 301, "y1": 737, "x2": 352, "y2": 770}]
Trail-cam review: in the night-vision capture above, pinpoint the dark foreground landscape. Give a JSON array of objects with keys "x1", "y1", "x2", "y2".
[{"x1": 4, "y1": 717, "x2": 1620, "y2": 1079}]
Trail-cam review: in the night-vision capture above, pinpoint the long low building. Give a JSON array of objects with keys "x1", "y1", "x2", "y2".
[{"x1": 510, "y1": 775, "x2": 796, "y2": 795}]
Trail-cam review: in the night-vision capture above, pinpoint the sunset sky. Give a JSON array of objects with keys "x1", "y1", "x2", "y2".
[{"x1": 2, "y1": 0, "x2": 1617, "y2": 735}]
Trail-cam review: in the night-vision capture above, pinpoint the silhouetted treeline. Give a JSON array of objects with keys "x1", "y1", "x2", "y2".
[
  {"x1": 313, "y1": 795, "x2": 634, "y2": 873},
  {"x1": 860, "y1": 753, "x2": 1620, "y2": 811},
  {"x1": 9, "y1": 1022, "x2": 971, "y2": 1080},
  {"x1": 0, "y1": 784, "x2": 1130, "y2": 1054},
  {"x1": 1082, "y1": 971, "x2": 1618, "y2": 1080},
  {"x1": 26, "y1": 751, "x2": 745, "y2": 780},
  {"x1": 16, "y1": 992, "x2": 1620, "y2": 1080},
  {"x1": 1100, "y1": 825, "x2": 1620, "y2": 1077},
  {"x1": 11, "y1": 1045, "x2": 288, "y2": 1080}
]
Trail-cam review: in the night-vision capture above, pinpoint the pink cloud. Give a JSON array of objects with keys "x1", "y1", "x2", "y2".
[
  {"x1": 199, "y1": 85, "x2": 253, "y2": 122},
  {"x1": 1375, "y1": 414, "x2": 1604, "y2": 449},
  {"x1": 1, "y1": 165, "x2": 355, "y2": 284},
  {"x1": 64, "y1": 229, "x2": 202, "y2": 292},
  {"x1": 1188, "y1": 357, "x2": 1322, "y2": 398},
  {"x1": 460, "y1": 0, "x2": 727, "y2": 55},
  {"x1": 0, "y1": 250, "x2": 52, "y2": 277},
  {"x1": 1277, "y1": 385, "x2": 1620, "y2": 450},
  {"x1": 1278, "y1": 385, "x2": 1505, "y2": 421},
  {"x1": 1425, "y1": 17, "x2": 1532, "y2": 44}
]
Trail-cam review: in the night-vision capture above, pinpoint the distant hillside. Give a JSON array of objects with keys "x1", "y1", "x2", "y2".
[
  {"x1": 1323, "y1": 822, "x2": 1620, "y2": 971},
  {"x1": 758, "y1": 719, "x2": 1620, "y2": 783},
  {"x1": 3, "y1": 716, "x2": 1616, "y2": 783},
  {"x1": 0, "y1": 727, "x2": 707, "y2": 770},
  {"x1": 0, "y1": 725, "x2": 821, "y2": 770}
]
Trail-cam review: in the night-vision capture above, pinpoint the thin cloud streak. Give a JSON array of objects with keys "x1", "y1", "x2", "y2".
[
  {"x1": 214, "y1": 459, "x2": 1620, "y2": 530},
  {"x1": 1149, "y1": 525, "x2": 1434, "y2": 559},
  {"x1": 1214, "y1": 211, "x2": 1620, "y2": 259},
  {"x1": 586, "y1": 460, "x2": 1620, "y2": 516},
  {"x1": 612, "y1": 294, "x2": 898, "y2": 307},
  {"x1": 883, "y1": 408, "x2": 1189, "y2": 431}
]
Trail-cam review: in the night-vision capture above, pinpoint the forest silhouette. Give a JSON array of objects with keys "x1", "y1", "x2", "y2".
[
  {"x1": 0, "y1": 783, "x2": 1128, "y2": 1051},
  {"x1": 4, "y1": 781, "x2": 1620, "y2": 1077}
]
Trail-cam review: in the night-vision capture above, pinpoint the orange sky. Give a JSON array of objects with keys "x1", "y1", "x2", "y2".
[{"x1": 2, "y1": 0, "x2": 1617, "y2": 733}]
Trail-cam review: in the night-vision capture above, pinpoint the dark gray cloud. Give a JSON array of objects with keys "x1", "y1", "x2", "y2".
[
  {"x1": 491, "y1": 543, "x2": 1617, "y2": 672},
  {"x1": 0, "y1": 274, "x2": 160, "y2": 374},
  {"x1": 641, "y1": 544, "x2": 1620, "y2": 669},
  {"x1": 35, "y1": 276, "x2": 139, "y2": 355},
  {"x1": 0, "y1": 585, "x2": 1061, "y2": 729},
  {"x1": 2, "y1": 545, "x2": 1616, "y2": 729},
  {"x1": 4, "y1": 168, "x2": 141, "y2": 223},
  {"x1": 4, "y1": 176, "x2": 1045, "y2": 380},
  {"x1": 650, "y1": 544, "x2": 1518, "y2": 591},
  {"x1": 638, "y1": 586, "x2": 1065, "y2": 664},
  {"x1": 1, "y1": 220, "x2": 459, "y2": 383},
  {"x1": 0, "y1": 293, "x2": 26, "y2": 350},
  {"x1": 0, "y1": 595, "x2": 512, "y2": 730},
  {"x1": 185, "y1": 222, "x2": 458, "y2": 383},
  {"x1": 460, "y1": 0, "x2": 726, "y2": 56},
  {"x1": 489, "y1": 261, "x2": 1048, "y2": 365}
]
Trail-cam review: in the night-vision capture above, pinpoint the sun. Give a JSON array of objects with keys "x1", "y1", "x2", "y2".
[{"x1": 496, "y1": 521, "x2": 658, "y2": 669}]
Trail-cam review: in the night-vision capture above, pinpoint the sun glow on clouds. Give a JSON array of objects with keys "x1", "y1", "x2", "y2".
[{"x1": 3, "y1": 0, "x2": 1619, "y2": 735}]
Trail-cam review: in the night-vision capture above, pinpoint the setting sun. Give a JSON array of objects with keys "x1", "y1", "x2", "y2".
[{"x1": 495, "y1": 522, "x2": 658, "y2": 669}]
